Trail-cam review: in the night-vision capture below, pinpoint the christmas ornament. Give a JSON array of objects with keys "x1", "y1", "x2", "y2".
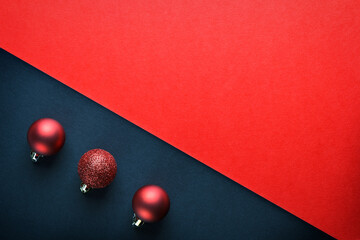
[
  {"x1": 27, "y1": 118, "x2": 65, "y2": 162},
  {"x1": 78, "y1": 149, "x2": 117, "y2": 193},
  {"x1": 132, "y1": 185, "x2": 170, "y2": 227}
]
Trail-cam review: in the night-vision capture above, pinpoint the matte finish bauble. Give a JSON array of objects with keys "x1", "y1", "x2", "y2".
[
  {"x1": 132, "y1": 185, "x2": 170, "y2": 223},
  {"x1": 27, "y1": 118, "x2": 65, "y2": 156}
]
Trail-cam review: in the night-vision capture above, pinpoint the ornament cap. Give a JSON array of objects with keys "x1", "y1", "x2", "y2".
[
  {"x1": 80, "y1": 182, "x2": 91, "y2": 194},
  {"x1": 30, "y1": 151, "x2": 43, "y2": 163},
  {"x1": 132, "y1": 213, "x2": 145, "y2": 227}
]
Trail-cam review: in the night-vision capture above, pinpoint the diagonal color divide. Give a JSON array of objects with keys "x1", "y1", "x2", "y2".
[
  {"x1": 0, "y1": 49, "x2": 334, "y2": 239},
  {"x1": 1, "y1": 1, "x2": 360, "y2": 239}
]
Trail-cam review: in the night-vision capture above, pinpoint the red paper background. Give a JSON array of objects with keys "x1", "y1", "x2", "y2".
[{"x1": 1, "y1": 1, "x2": 360, "y2": 239}]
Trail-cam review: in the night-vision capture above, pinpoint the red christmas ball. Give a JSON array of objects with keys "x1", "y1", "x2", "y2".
[
  {"x1": 78, "y1": 149, "x2": 117, "y2": 189},
  {"x1": 132, "y1": 185, "x2": 170, "y2": 223},
  {"x1": 27, "y1": 118, "x2": 65, "y2": 156}
]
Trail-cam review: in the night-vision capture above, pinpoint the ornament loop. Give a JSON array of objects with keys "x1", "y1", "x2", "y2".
[
  {"x1": 132, "y1": 213, "x2": 144, "y2": 227},
  {"x1": 80, "y1": 183, "x2": 91, "y2": 194},
  {"x1": 30, "y1": 151, "x2": 42, "y2": 163}
]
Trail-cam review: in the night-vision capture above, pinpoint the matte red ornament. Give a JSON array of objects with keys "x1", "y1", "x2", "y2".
[
  {"x1": 78, "y1": 149, "x2": 117, "y2": 193},
  {"x1": 27, "y1": 118, "x2": 65, "y2": 162},
  {"x1": 132, "y1": 185, "x2": 170, "y2": 227}
]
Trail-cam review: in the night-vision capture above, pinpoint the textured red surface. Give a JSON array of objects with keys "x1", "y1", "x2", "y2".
[
  {"x1": 78, "y1": 149, "x2": 117, "y2": 189},
  {"x1": 1, "y1": 1, "x2": 360, "y2": 239}
]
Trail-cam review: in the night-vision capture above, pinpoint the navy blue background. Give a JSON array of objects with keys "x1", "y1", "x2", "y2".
[{"x1": 0, "y1": 49, "x2": 333, "y2": 239}]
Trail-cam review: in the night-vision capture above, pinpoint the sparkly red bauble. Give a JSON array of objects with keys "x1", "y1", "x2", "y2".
[
  {"x1": 132, "y1": 185, "x2": 170, "y2": 222},
  {"x1": 27, "y1": 118, "x2": 65, "y2": 156},
  {"x1": 78, "y1": 149, "x2": 117, "y2": 188}
]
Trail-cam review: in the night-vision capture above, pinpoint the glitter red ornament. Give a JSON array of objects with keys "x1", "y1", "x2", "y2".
[
  {"x1": 78, "y1": 149, "x2": 117, "y2": 193},
  {"x1": 132, "y1": 185, "x2": 170, "y2": 227},
  {"x1": 27, "y1": 118, "x2": 65, "y2": 162}
]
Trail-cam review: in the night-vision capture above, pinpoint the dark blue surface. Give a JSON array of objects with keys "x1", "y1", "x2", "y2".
[{"x1": 0, "y1": 49, "x2": 333, "y2": 240}]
